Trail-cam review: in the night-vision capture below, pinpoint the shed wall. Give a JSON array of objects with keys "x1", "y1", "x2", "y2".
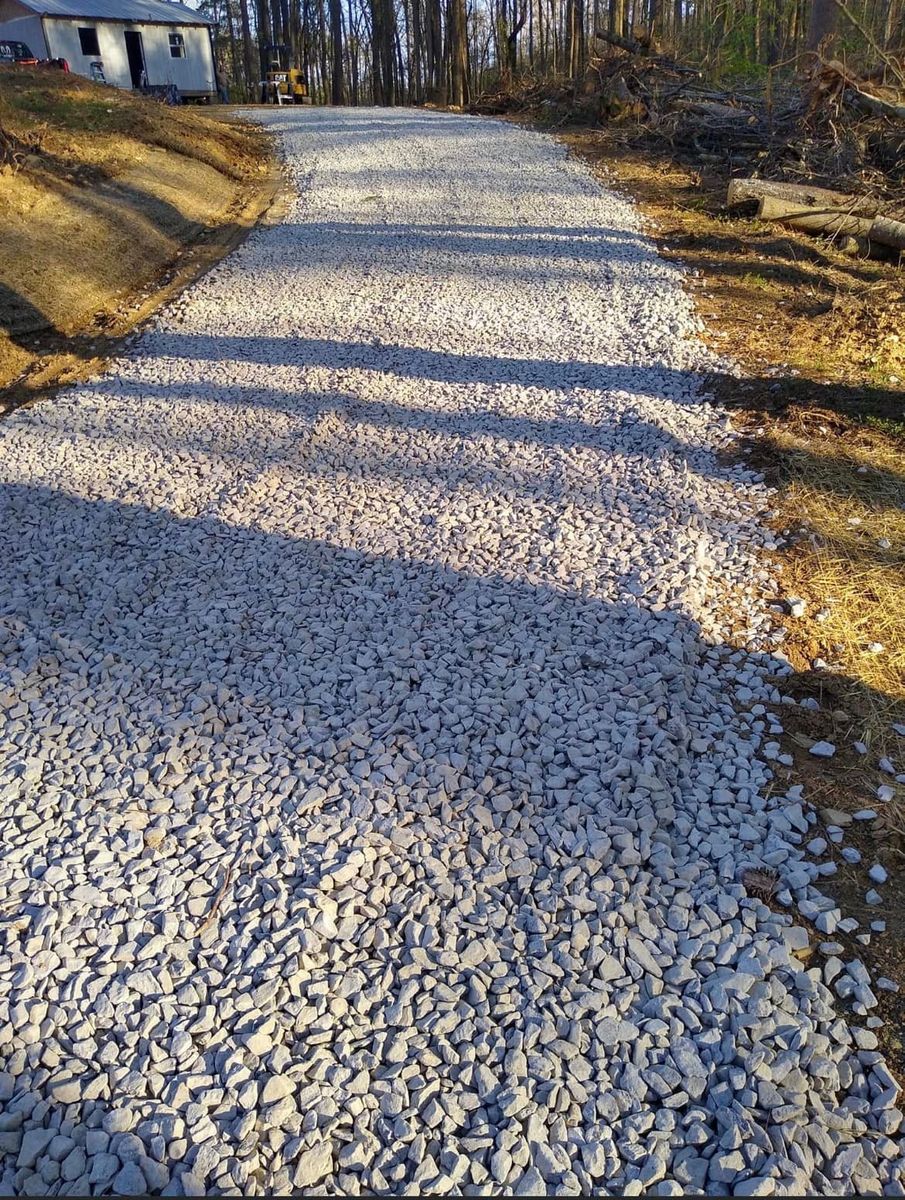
[{"x1": 42, "y1": 16, "x2": 214, "y2": 93}]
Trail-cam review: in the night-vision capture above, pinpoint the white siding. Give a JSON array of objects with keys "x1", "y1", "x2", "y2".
[
  {"x1": 42, "y1": 16, "x2": 214, "y2": 93},
  {"x1": 0, "y1": 12, "x2": 48, "y2": 55},
  {"x1": 136, "y1": 22, "x2": 216, "y2": 94}
]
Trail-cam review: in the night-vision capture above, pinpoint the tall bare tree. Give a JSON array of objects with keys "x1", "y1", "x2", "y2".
[
  {"x1": 448, "y1": 0, "x2": 468, "y2": 102},
  {"x1": 328, "y1": 0, "x2": 345, "y2": 100},
  {"x1": 222, "y1": 0, "x2": 905, "y2": 110},
  {"x1": 806, "y1": 0, "x2": 840, "y2": 50}
]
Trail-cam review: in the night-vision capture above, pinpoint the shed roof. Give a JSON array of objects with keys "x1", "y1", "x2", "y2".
[{"x1": 13, "y1": 0, "x2": 211, "y2": 24}]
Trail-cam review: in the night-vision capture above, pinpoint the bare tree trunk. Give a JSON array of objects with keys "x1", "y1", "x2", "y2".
[
  {"x1": 806, "y1": 0, "x2": 839, "y2": 50},
  {"x1": 609, "y1": 0, "x2": 625, "y2": 38},
  {"x1": 301, "y1": 0, "x2": 313, "y2": 92},
  {"x1": 370, "y1": 0, "x2": 395, "y2": 101},
  {"x1": 221, "y1": 0, "x2": 239, "y2": 94},
  {"x1": 564, "y1": 0, "x2": 584, "y2": 74},
  {"x1": 328, "y1": 0, "x2": 344, "y2": 100},
  {"x1": 238, "y1": 0, "x2": 256, "y2": 96},
  {"x1": 394, "y1": 17, "x2": 406, "y2": 100},
  {"x1": 257, "y1": 0, "x2": 273, "y2": 99},
  {"x1": 426, "y1": 0, "x2": 445, "y2": 99},
  {"x1": 382, "y1": 0, "x2": 396, "y2": 99},
  {"x1": 370, "y1": 0, "x2": 384, "y2": 100},
  {"x1": 288, "y1": 0, "x2": 301, "y2": 75},
  {"x1": 411, "y1": 0, "x2": 424, "y2": 99},
  {"x1": 318, "y1": 0, "x2": 329, "y2": 98},
  {"x1": 448, "y1": 0, "x2": 468, "y2": 103},
  {"x1": 885, "y1": 0, "x2": 904, "y2": 47},
  {"x1": 506, "y1": 0, "x2": 528, "y2": 74},
  {"x1": 346, "y1": 0, "x2": 360, "y2": 100}
]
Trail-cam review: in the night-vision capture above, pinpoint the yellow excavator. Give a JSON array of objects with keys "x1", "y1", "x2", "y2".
[{"x1": 263, "y1": 44, "x2": 308, "y2": 104}]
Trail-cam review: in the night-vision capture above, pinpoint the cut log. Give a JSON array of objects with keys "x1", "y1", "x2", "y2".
[
  {"x1": 593, "y1": 28, "x2": 647, "y2": 54},
  {"x1": 870, "y1": 215, "x2": 905, "y2": 249},
  {"x1": 758, "y1": 195, "x2": 875, "y2": 239},
  {"x1": 727, "y1": 177, "x2": 905, "y2": 251},
  {"x1": 672, "y1": 99, "x2": 753, "y2": 120},
  {"x1": 849, "y1": 86, "x2": 905, "y2": 121},
  {"x1": 728, "y1": 177, "x2": 879, "y2": 215}
]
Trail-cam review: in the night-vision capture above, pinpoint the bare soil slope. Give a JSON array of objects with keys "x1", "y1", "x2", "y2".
[{"x1": 0, "y1": 69, "x2": 274, "y2": 402}]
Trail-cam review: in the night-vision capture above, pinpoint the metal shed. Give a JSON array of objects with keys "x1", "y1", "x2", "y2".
[{"x1": 0, "y1": 0, "x2": 217, "y2": 99}]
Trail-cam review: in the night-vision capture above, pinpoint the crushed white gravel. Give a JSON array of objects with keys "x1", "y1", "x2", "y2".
[{"x1": 0, "y1": 108, "x2": 902, "y2": 1196}]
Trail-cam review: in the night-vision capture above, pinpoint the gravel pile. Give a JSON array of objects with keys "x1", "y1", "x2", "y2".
[{"x1": 0, "y1": 109, "x2": 901, "y2": 1196}]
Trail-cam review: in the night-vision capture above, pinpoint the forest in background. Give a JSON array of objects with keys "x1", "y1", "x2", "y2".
[{"x1": 197, "y1": 0, "x2": 905, "y2": 107}]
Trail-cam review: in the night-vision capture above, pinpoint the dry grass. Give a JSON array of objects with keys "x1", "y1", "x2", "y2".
[
  {"x1": 0, "y1": 67, "x2": 264, "y2": 181},
  {"x1": 766, "y1": 421, "x2": 905, "y2": 747}
]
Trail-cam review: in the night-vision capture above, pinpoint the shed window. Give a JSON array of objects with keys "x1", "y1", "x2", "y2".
[
  {"x1": 77, "y1": 27, "x2": 100, "y2": 55},
  {"x1": 168, "y1": 32, "x2": 185, "y2": 57}
]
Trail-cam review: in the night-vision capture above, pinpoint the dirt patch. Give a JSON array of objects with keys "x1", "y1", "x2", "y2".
[
  {"x1": 536, "y1": 119, "x2": 905, "y2": 1066},
  {"x1": 0, "y1": 69, "x2": 278, "y2": 409}
]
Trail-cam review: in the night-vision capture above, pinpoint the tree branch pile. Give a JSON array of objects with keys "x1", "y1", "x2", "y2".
[
  {"x1": 0, "y1": 124, "x2": 37, "y2": 174},
  {"x1": 471, "y1": 35, "x2": 905, "y2": 211}
]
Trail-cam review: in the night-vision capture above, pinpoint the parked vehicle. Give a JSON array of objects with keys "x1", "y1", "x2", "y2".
[
  {"x1": 0, "y1": 38, "x2": 68, "y2": 69},
  {"x1": 0, "y1": 38, "x2": 38, "y2": 64}
]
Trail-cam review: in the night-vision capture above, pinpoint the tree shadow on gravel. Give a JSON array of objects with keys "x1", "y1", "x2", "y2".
[
  {"x1": 67, "y1": 373, "x2": 715, "y2": 462},
  {"x1": 119, "y1": 332, "x2": 905, "y2": 491},
  {"x1": 0, "y1": 477, "x2": 779, "y2": 840},
  {"x1": 1, "y1": 480, "x2": 897, "y2": 1006},
  {"x1": 258, "y1": 218, "x2": 647, "y2": 280},
  {"x1": 0, "y1": 477, "x2": 782, "y2": 992},
  {"x1": 269, "y1": 114, "x2": 469, "y2": 136},
  {"x1": 1, "y1": 478, "x2": 902, "y2": 1192},
  {"x1": 261, "y1": 220, "x2": 652, "y2": 261},
  {"x1": 137, "y1": 332, "x2": 712, "y2": 394}
]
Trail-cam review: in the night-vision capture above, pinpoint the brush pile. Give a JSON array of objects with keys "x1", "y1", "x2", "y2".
[
  {"x1": 472, "y1": 37, "x2": 905, "y2": 204},
  {"x1": 0, "y1": 123, "x2": 35, "y2": 173}
]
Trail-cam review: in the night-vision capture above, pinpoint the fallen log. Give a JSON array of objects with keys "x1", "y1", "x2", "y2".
[
  {"x1": 870, "y1": 215, "x2": 905, "y2": 249},
  {"x1": 810, "y1": 57, "x2": 905, "y2": 120},
  {"x1": 593, "y1": 28, "x2": 648, "y2": 54},
  {"x1": 672, "y1": 99, "x2": 754, "y2": 120},
  {"x1": 849, "y1": 85, "x2": 905, "y2": 121},
  {"x1": 727, "y1": 178, "x2": 905, "y2": 251},
  {"x1": 728, "y1": 178, "x2": 876, "y2": 212},
  {"x1": 758, "y1": 195, "x2": 876, "y2": 240}
]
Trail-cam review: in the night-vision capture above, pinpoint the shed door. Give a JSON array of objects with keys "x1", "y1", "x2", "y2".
[{"x1": 123, "y1": 29, "x2": 145, "y2": 87}]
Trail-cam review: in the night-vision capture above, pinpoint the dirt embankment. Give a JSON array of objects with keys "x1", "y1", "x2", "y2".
[{"x1": 0, "y1": 69, "x2": 277, "y2": 407}]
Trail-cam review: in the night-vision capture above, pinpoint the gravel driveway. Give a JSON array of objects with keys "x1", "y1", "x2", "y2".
[{"x1": 0, "y1": 109, "x2": 901, "y2": 1196}]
